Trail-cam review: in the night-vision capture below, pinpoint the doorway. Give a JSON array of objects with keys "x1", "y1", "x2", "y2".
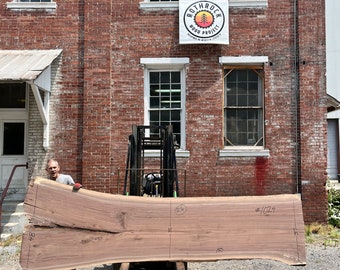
[{"x1": 0, "y1": 83, "x2": 28, "y2": 201}]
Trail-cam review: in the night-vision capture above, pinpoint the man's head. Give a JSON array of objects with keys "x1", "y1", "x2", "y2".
[{"x1": 46, "y1": 159, "x2": 60, "y2": 180}]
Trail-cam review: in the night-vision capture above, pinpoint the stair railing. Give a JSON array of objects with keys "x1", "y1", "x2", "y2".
[{"x1": 0, "y1": 163, "x2": 28, "y2": 231}]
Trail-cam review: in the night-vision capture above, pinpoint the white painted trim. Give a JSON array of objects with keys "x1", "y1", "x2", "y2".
[
  {"x1": 141, "y1": 57, "x2": 190, "y2": 70},
  {"x1": 29, "y1": 83, "x2": 49, "y2": 150},
  {"x1": 327, "y1": 109, "x2": 340, "y2": 119},
  {"x1": 229, "y1": 0, "x2": 268, "y2": 7},
  {"x1": 6, "y1": 2, "x2": 57, "y2": 10},
  {"x1": 140, "y1": 2, "x2": 178, "y2": 10},
  {"x1": 140, "y1": 0, "x2": 268, "y2": 10},
  {"x1": 219, "y1": 148, "x2": 270, "y2": 157},
  {"x1": 141, "y1": 57, "x2": 190, "y2": 66},
  {"x1": 219, "y1": 56, "x2": 269, "y2": 65}
]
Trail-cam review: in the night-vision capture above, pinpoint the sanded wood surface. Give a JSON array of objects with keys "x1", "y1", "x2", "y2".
[{"x1": 20, "y1": 177, "x2": 306, "y2": 270}]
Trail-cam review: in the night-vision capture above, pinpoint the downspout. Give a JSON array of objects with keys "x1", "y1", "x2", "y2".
[{"x1": 293, "y1": 0, "x2": 302, "y2": 194}]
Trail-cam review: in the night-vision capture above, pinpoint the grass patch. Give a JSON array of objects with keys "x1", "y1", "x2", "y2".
[
  {"x1": 0, "y1": 235, "x2": 22, "y2": 247},
  {"x1": 305, "y1": 223, "x2": 340, "y2": 247}
]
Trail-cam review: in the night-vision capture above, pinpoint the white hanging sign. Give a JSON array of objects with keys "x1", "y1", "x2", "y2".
[{"x1": 179, "y1": 0, "x2": 229, "y2": 45}]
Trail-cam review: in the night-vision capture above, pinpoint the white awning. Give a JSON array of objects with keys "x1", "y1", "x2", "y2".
[
  {"x1": 0, "y1": 49, "x2": 62, "y2": 151},
  {"x1": 0, "y1": 49, "x2": 62, "y2": 82}
]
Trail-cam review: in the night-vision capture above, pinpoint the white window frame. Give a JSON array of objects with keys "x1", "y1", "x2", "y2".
[
  {"x1": 140, "y1": 0, "x2": 268, "y2": 10},
  {"x1": 219, "y1": 56, "x2": 270, "y2": 157},
  {"x1": 7, "y1": 0, "x2": 56, "y2": 10},
  {"x1": 140, "y1": 57, "x2": 190, "y2": 157}
]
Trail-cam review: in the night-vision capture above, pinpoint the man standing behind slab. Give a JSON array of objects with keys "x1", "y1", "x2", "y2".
[{"x1": 46, "y1": 159, "x2": 75, "y2": 185}]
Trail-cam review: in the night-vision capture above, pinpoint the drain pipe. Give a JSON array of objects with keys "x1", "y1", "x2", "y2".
[
  {"x1": 293, "y1": 0, "x2": 302, "y2": 195},
  {"x1": 0, "y1": 163, "x2": 28, "y2": 229}
]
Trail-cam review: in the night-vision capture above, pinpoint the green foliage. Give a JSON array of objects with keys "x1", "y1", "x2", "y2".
[{"x1": 327, "y1": 182, "x2": 340, "y2": 228}]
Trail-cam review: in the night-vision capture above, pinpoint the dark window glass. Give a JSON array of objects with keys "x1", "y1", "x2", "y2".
[
  {"x1": 224, "y1": 69, "x2": 263, "y2": 146},
  {"x1": 0, "y1": 83, "x2": 26, "y2": 108},
  {"x1": 3, "y1": 122, "x2": 25, "y2": 155},
  {"x1": 149, "y1": 71, "x2": 181, "y2": 144}
]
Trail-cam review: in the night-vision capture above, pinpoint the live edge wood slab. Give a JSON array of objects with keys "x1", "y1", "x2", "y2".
[{"x1": 20, "y1": 177, "x2": 306, "y2": 270}]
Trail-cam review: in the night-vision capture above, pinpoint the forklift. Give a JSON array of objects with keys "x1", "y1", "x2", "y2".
[
  {"x1": 120, "y1": 125, "x2": 187, "y2": 270},
  {"x1": 124, "y1": 125, "x2": 179, "y2": 198}
]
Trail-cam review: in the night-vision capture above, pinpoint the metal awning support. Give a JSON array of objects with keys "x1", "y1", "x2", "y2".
[{"x1": 28, "y1": 82, "x2": 50, "y2": 150}]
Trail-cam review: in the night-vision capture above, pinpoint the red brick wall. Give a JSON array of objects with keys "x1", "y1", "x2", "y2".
[
  {"x1": 0, "y1": 0, "x2": 328, "y2": 223},
  {"x1": 298, "y1": 0, "x2": 328, "y2": 223},
  {"x1": 0, "y1": 0, "x2": 84, "y2": 179},
  {"x1": 106, "y1": 0, "x2": 328, "y2": 223}
]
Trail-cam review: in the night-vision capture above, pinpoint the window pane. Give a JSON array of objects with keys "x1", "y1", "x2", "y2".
[
  {"x1": 161, "y1": 110, "x2": 170, "y2": 121},
  {"x1": 238, "y1": 70, "x2": 247, "y2": 81},
  {"x1": 149, "y1": 71, "x2": 181, "y2": 111},
  {"x1": 171, "y1": 72, "x2": 180, "y2": 83},
  {"x1": 225, "y1": 109, "x2": 262, "y2": 146},
  {"x1": 150, "y1": 111, "x2": 159, "y2": 122},
  {"x1": 224, "y1": 69, "x2": 262, "y2": 107},
  {"x1": 248, "y1": 70, "x2": 258, "y2": 81},
  {"x1": 0, "y1": 83, "x2": 26, "y2": 108},
  {"x1": 148, "y1": 70, "x2": 182, "y2": 146},
  {"x1": 224, "y1": 68, "x2": 263, "y2": 146},
  {"x1": 171, "y1": 110, "x2": 180, "y2": 121},
  {"x1": 160, "y1": 72, "x2": 170, "y2": 83},
  {"x1": 150, "y1": 97, "x2": 159, "y2": 108},
  {"x1": 172, "y1": 121, "x2": 181, "y2": 143},
  {"x1": 150, "y1": 72, "x2": 159, "y2": 83},
  {"x1": 226, "y1": 94, "x2": 236, "y2": 106},
  {"x1": 3, "y1": 123, "x2": 25, "y2": 155},
  {"x1": 161, "y1": 96, "x2": 171, "y2": 108},
  {"x1": 248, "y1": 94, "x2": 258, "y2": 106},
  {"x1": 238, "y1": 93, "x2": 247, "y2": 106}
]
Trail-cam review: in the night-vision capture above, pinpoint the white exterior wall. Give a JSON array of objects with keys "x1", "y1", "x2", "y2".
[
  {"x1": 326, "y1": 0, "x2": 340, "y2": 100},
  {"x1": 326, "y1": 0, "x2": 340, "y2": 179}
]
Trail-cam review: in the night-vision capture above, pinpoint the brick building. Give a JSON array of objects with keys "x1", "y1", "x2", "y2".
[{"x1": 0, "y1": 0, "x2": 328, "y2": 223}]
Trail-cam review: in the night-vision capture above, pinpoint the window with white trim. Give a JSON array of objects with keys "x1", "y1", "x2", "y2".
[
  {"x1": 141, "y1": 58, "x2": 189, "y2": 150},
  {"x1": 149, "y1": 71, "x2": 182, "y2": 143},
  {"x1": 224, "y1": 67, "x2": 263, "y2": 146},
  {"x1": 219, "y1": 56, "x2": 269, "y2": 157}
]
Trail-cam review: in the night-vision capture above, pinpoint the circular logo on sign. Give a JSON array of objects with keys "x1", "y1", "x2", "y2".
[{"x1": 183, "y1": 1, "x2": 225, "y2": 39}]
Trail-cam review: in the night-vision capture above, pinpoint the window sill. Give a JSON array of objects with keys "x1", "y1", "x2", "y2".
[
  {"x1": 139, "y1": 1, "x2": 268, "y2": 11},
  {"x1": 143, "y1": 149, "x2": 190, "y2": 158},
  {"x1": 7, "y1": 2, "x2": 57, "y2": 10},
  {"x1": 139, "y1": 2, "x2": 178, "y2": 11},
  {"x1": 219, "y1": 147, "x2": 270, "y2": 157}
]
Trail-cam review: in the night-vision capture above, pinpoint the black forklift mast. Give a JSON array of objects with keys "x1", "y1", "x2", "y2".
[{"x1": 123, "y1": 125, "x2": 179, "y2": 197}]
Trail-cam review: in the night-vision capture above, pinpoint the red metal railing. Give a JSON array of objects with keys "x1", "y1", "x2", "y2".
[{"x1": 0, "y1": 163, "x2": 28, "y2": 231}]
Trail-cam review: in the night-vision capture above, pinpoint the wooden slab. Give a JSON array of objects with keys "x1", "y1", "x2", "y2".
[{"x1": 20, "y1": 177, "x2": 306, "y2": 270}]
